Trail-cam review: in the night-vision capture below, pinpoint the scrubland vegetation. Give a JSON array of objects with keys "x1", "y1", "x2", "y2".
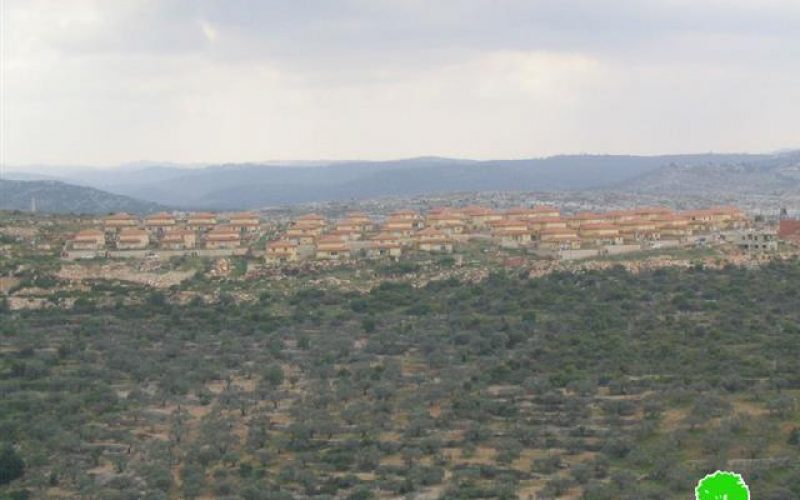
[{"x1": 2, "y1": 260, "x2": 800, "y2": 498}]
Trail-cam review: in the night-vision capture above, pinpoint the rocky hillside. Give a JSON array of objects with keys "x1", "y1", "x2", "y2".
[
  {"x1": 0, "y1": 179, "x2": 165, "y2": 214},
  {"x1": 618, "y1": 152, "x2": 800, "y2": 196}
]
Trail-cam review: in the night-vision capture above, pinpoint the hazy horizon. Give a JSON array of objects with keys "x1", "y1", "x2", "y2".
[{"x1": 5, "y1": 147, "x2": 800, "y2": 175}]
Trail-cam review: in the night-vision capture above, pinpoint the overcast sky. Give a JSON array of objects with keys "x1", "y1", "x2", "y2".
[{"x1": 3, "y1": 0, "x2": 800, "y2": 168}]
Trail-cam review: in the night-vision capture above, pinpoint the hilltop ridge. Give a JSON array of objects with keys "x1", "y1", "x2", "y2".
[
  {"x1": 9, "y1": 152, "x2": 793, "y2": 210},
  {"x1": 0, "y1": 179, "x2": 166, "y2": 215}
]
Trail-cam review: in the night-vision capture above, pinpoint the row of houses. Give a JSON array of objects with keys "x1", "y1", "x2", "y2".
[
  {"x1": 103, "y1": 212, "x2": 261, "y2": 234},
  {"x1": 266, "y1": 211, "x2": 456, "y2": 264},
  {"x1": 68, "y1": 204, "x2": 752, "y2": 259},
  {"x1": 489, "y1": 206, "x2": 748, "y2": 249},
  {"x1": 68, "y1": 211, "x2": 265, "y2": 252},
  {"x1": 70, "y1": 225, "x2": 248, "y2": 252},
  {"x1": 264, "y1": 205, "x2": 749, "y2": 263}
]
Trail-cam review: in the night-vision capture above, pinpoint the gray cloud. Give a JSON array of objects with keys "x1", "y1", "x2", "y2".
[
  {"x1": 23, "y1": 1, "x2": 800, "y2": 66},
  {"x1": 3, "y1": 0, "x2": 799, "y2": 166}
]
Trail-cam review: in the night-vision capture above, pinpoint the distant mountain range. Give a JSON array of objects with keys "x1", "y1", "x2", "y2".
[
  {"x1": 0, "y1": 179, "x2": 165, "y2": 214},
  {"x1": 4, "y1": 151, "x2": 799, "y2": 212}
]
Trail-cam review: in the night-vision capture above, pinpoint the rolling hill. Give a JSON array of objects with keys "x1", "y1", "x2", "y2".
[
  {"x1": 0, "y1": 179, "x2": 166, "y2": 215},
  {"x1": 7, "y1": 151, "x2": 799, "y2": 210},
  {"x1": 31, "y1": 153, "x2": 770, "y2": 209},
  {"x1": 616, "y1": 151, "x2": 800, "y2": 196}
]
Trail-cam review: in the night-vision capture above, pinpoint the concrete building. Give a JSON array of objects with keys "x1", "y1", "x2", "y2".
[
  {"x1": 734, "y1": 229, "x2": 777, "y2": 253},
  {"x1": 503, "y1": 207, "x2": 536, "y2": 220},
  {"x1": 389, "y1": 209, "x2": 417, "y2": 219},
  {"x1": 315, "y1": 236, "x2": 351, "y2": 260},
  {"x1": 579, "y1": 223, "x2": 623, "y2": 246},
  {"x1": 295, "y1": 214, "x2": 327, "y2": 230},
  {"x1": 462, "y1": 206, "x2": 502, "y2": 228},
  {"x1": 684, "y1": 207, "x2": 747, "y2": 231},
  {"x1": 382, "y1": 218, "x2": 416, "y2": 238},
  {"x1": 104, "y1": 213, "x2": 138, "y2": 232},
  {"x1": 368, "y1": 241, "x2": 403, "y2": 258},
  {"x1": 528, "y1": 205, "x2": 561, "y2": 218},
  {"x1": 160, "y1": 230, "x2": 196, "y2": 250},
  {"x1": 708, "y1": 206, "x2": 748, "y2": 229},
  {"x1": 528, "y1": 217, "x2": 568, "y2": 232},
  {"x1": 205, "y1": 226, "x2": 240, "y2": 249},
  {"x1": 335, "y1": 221, "x2": 360, "y2": 232},
  {"x1": 495, "y1": 229, "x2": 532, "y2": 247},
  {"x1": 568, "y1": 212, "x2": 608, "y2": 229},
  {"x1": 116, "y1": 228, "x2": 150, "y2": 250},
  {"x1": 371, "y1": 232, "x2": 403, "y2": 247},
  {"x1": 144, "y1": 212, "x2": 176, "y2": 234},
  {"x1": 389, "y1": 210, "x2": 423, "y2": 229},
  {"x1": 418, "y1": 239, "x2": 454, "y2": 253},
  {"x1": 71, "y1": 229, "x2": 106, "y2": 250},
  {"x1": 426, "y1": 211, "x2": 467, "y2": 232},
  {"x1": 266, "y1": 240, "x2": 299, "y2": 264},
  {"x1": 606, "y1": 210, "x2": 640, "y2": 223},
  {"x1": 327, "y1": 229, "x2": 361, "y2": 241},
  {"x1": 434, "y1": 220, "x2": 466, "y2": 235},
  {"x1": 286, "y1": 222, "x2": 324, "y2": 242},
  {"x1": 633, "y1": 207, "x2": 673, "y2": 221},
  {"x1": 415, "y1": 227, "x2": 454, "y2": 253},
  {"x1": 654, "y1": 215, "x2": 692, "y2": 239},
  {"x1": 228, "y1": 212, "x2": 260, "y2": 233},
  {"x1": 489, "y1": 218, "x2": 529, "y2": 232},
  {"x1": 490, "y1": 220, "x2": 532, "y2": 247},
  {"x1": 340, "y1": 212, "x2": 373, "y2": 232},
  {"x1": 618, "y1": 219, "x2": 660, "y2": 242},
  {"x1": 538, "y1": 228, "x2": 581, "y2": 250},
  {"x1": 187, "y1": 212, "x2": 217, "y2": 231}
]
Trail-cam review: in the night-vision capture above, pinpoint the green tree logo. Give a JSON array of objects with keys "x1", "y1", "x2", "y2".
[{"x1": 695, "y1": 471, "x2": 750, "y2": 500}]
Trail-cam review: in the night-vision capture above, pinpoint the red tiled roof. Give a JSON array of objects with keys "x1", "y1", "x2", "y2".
[
  {"x1": 490, "y1": 219, "x2": 528, "y2": 227},
  {"x1": 162, "y1": 231, "x2": 193, "y2": 242},
  {"x1": 206, "y1": 226, "x2": 239, "y2": 241},
  {"x1": 73, "y1": 229, "x2": 105, "y2": 240},
  {"x1": 318, "y1": 234, "x2": 347, "y2": 243},
  {"x1": 316, "y1": 242, "x2": 349, "y2": 252},
  {"x1": 778, "y1": 219, "x2": 800, "y2": 240},
  {"x1": 539, "y1": 230, "x2": 579, "y2": 241},
  {"x1": 461, "y1": 206, "x2": 495, "y2": 216},
  {"x1": 118, "y1": 229, "x2": 149, "y2": 243},
  {"x1": 633, "y1": 206, "x2": 672, "y2": 215},
  {"x1": 268, "y1": 240, "x2": 297, "y2": 249},
  {"x1": 298, "y1": 213, "x2": 324, "y2": 219},
  {"x1": 572, "y1": 212, "x2": 603, "y2": 220},
  {"x1": 416, "y1": 227, "x2": 445, "y2": 236},
  {"x1": 504, "y1": 207, "x2": 532, "y2": 215},
  {"x1": 372, "y1": 232, "x2": 401, "y2": 241},
  {"x1": 371, "y1": 242, "x2": 402, "y2": 249},
  {"x1": 533, "y1": 216, "x2": 565, "y2": 222},
  {"x1": 580, "y1": 223, "x2": 619, "y2": 231},
  {"x1": 206, "y1": 233, "x2": 239, "y2": 242},
  {"x1": 145, "y1": 212, "x2": 174, "y2": 220}
]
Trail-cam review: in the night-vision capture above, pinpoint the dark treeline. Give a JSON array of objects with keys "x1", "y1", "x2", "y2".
[{"x1": 2, "y1": 260, "x2": 800, "y2": 498}]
